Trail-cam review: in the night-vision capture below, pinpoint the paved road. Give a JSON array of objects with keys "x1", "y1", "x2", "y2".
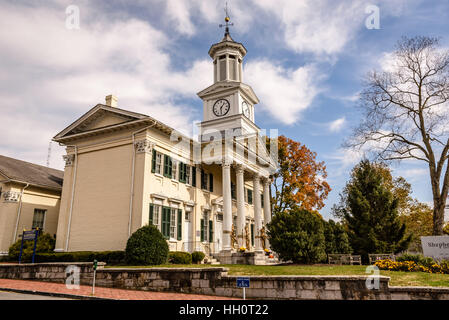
[{"x1": 0, "y1": 290, "x2": 71, "y2": 300}]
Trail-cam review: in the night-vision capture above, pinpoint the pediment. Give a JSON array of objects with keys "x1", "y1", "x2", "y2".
[
  {"x1": 197, "y1": 82, "x2": 259, "y2": 104},
  {"x1": 53, "y1": 104, "x2": 148, "y2": 140},
  {"x1": 74, "y1": 110, "x2": 132, "y2": 133}
]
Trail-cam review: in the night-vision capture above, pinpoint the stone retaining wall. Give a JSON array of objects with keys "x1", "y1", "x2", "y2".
[{"x1": 1, "y1": 263, "x2": 448, "y2": 300}]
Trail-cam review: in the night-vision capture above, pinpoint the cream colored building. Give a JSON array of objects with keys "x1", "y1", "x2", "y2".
[
  {"x1": 53, "y1": 27, "x2": 277, "y2": 262},
  {"x1": 0, "y1": 155, "x2": 63, "y2": 257}
]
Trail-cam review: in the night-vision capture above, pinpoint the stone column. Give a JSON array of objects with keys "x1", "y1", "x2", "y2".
[
  {"x1": 263, "y1": 177, "x2": 272, "y2": 225},
  {"x1": 235, "y1": 165, "x2": 245, "y2": 247},
  {"x1": 253, "y1": 173, "x2": 263, "y2": 252},
  {"x1": 222, "y1": 161, "x2": 232, "y2": 251}
]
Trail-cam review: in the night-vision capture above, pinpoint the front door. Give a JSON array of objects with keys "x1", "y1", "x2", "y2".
[
  {"x1": 215, "y1": 214, "x2": 223, "y2": 252},
  {"x1": 183, "y1": 212, "x2": 193, "y2": 252}
]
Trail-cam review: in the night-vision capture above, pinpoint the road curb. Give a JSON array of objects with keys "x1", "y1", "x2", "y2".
[{"x1": 0, "y1": 287, "x2": 115, "y2": 300}]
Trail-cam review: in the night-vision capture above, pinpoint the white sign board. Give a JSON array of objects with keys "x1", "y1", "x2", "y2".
[{"x1": 420, "y1": 236, "x2": 449, "y2": 261}]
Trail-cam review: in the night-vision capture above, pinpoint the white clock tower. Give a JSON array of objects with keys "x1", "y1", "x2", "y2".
[{"x1": 198, "y1": 18, "x2": 260, "y2": 141}]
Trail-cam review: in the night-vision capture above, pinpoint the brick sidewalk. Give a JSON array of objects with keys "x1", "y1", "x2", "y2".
[{"x1": 0, "y1": 279, "x2": 239, "y2": 300}]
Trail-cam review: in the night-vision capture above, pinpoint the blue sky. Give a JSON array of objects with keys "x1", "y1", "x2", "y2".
[{"x1": 0, "y1": 0, "x2": 448, "y2": 218}]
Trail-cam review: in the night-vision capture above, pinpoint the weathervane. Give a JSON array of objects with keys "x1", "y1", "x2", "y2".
[{"x1": 219, "y1": 2, "x2": 233, "y2": 35}]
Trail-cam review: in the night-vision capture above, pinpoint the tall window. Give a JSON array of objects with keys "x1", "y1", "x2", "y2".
[
  {"x1": 201, "y1": 170, "x2": 213, "y2": 191},
  {"x1": 149, "y1": 204, "x2": 162, "y2": 231},
  {"x1": 172, "y1": 160, "x2": 178, "y2": 180},
  {"x1": 32, "y1": 209, "x2": 46, "y2": 230},
  {"x1": 155, "y1": 152, "x2": 163, "y2": 174},
  {"x1": 170, "y1": 208, "x2": 177, "y2": 239},
  {"x1": 185, "y1": 165, "x2": 191, "y2": 185},
  {"x1": 247, "y1": 189, "x2": 253, "y2": 205},
  {"x1": 201, "y1": 211, "x2": 209, "y2": 242}
]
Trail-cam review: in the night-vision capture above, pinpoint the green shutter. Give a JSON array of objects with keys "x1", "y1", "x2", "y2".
[
  {"x1": 177, "y1": 209, "x2": 182, "y2": 240},
  {"x1": 164, "y1": 155, "x2": 168, "y2": 177},
  {"x1": 162, "y1": 207, "x2": 170, "y2": 239},
  {"x1": 209, "y1": 173, "x2": 213, "y2": 192},
  {"x1": 192, "y1": 166, "x2": 196, "y2": 187},
  {"x1": 248, "y1": 189, "x2": 253, "y2": 204},
  {"x1": 164, "y1": 155, "x2": 172, "y2": 178},
  {"x1": 151, "y1": 150, "x2": 156, "y2": 173},
  {"x1": 149, "y1": 203, "x2": 154, "y2": 225},
  {"x1": 209, "y1": 220, "x2": 213, "y2": 243},
  {"x1": 179, "y1": 163, "x2": 186, "y2": 183},
  {"x1": 251, "y1": 223, "x2": 255, "y2": 246},
  {"x1": 200, "y1": 219, "x2": 204, "y2": 242},
  {"x1": 201, "y1": 170, "x2": 206, "y2": 189}
]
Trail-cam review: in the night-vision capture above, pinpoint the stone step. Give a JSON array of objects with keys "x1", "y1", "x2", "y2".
[{"x1": 203, "y1": 256, "x2": 220, "y2": 265}]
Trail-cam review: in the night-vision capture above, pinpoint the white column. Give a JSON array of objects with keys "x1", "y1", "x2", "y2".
[
  {"x1": 236, "y1": 165, "x2": 245, "y2": 247},
  {"x1": 253, "y1": 173, "x2": 263, "y2": 252},
  {"x1": 222, "y1": 161, "x2": 232, "y2": 251},
  {"x1": 263, "y1": 178, "x2": 272, "y2": 225}
]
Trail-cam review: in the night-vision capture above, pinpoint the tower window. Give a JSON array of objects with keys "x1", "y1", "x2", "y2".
[
  {"x1": 229, "y1": 57, "x2": 236, "y2": 80},
  {"x1": 219, "y1": 59, "x2": 226, "y2": 81}
]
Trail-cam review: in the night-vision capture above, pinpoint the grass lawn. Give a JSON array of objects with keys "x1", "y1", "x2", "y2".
[{"x1": 106, "y1": 264, "x2": 449, "y2": 287}]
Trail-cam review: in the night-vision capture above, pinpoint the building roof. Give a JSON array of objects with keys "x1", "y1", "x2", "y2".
[{"x1": 0, "y1": 154, "x2": 64, "y2": 190}]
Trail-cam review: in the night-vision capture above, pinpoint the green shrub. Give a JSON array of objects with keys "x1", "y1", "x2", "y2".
[
  {"x1": 192, "y1": 251, "x2": 205, "y2": 264},
  {"x1": 8, "y1": 233, "x2": 55, "y2": 262},
  {"x1": 125, "y1": 225, "x2": 168, "y2": 265},
  {"x1": 168, "y1": 251, "x2": 192, "y2": 264},
  {"x1": 396, "y1": 253, "x2": 435, "y2": 267},
  {"x1": 267, "y1": 209, "x2": 326, "y2": 264},
  {"x1": 34, "y1": 251, "x2": 125, "y2": 264}
]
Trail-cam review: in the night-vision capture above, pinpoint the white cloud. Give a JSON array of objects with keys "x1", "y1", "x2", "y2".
[
  {"x1": 244, "y1": 60, "x2": 323, "y2": 124},
  {"x1": 249, "y1": 0, "x2": 366, "y2": 56},
  {"x1": 329, "y1": 117, "x2": 346, "y2": 132},
  {"x1": 0, "y1": 2, "x2": 211, "y2": 169}
]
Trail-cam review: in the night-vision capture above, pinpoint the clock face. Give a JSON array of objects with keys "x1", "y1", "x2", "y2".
[
  {"x1": 213, "y1": 99, "x2": 230, "y2": 117},
  {"x1": 242, "y1": 101, "x2": 250, "y2": 118}
]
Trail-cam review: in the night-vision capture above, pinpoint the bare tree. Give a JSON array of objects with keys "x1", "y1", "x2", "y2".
[{"x1": 346, "y1": 36, "x2": 449, "y2": 235}]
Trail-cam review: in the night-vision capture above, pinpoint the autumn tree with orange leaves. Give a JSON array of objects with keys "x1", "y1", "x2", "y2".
[{"x1": 270, "y1": 135, "x2": 331, "y2": 214}]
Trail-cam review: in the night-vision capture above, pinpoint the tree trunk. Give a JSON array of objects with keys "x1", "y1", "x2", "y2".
[{"x1": 433, "y1": 198, "x2": 446, "y2": 235}]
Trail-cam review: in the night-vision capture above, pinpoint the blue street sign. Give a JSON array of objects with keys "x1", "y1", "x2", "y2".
[
  {"x1": 23, "y1": 230, "x2": 37, "y2": 240},
  {"x1": 236, "y1": 277, "x2": 250, "y2": 288},
  {"x1": 19, "y1": 229, "x2": 39, "y2": 264}
]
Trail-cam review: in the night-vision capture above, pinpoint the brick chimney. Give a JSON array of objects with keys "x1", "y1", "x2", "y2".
[{"x1": 105, "y1": 94, "x2": 118, "y2": 107}]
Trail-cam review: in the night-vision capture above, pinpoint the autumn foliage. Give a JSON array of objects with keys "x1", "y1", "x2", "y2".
[{"x1": 271, "y1": 135, "x2": 331, "y2": 213}]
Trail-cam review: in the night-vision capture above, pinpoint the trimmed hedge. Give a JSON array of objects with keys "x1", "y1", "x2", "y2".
[
  {"x1": 34, "y1": 251, "x2": 125, "y2": 264},
  {"x1": 125, "y1": 225, "x2": 169, "y2": 265},
  {"x1": 168, "y1": 251, "x2": 192, "y2": 264},
  {"x1": 192, "y1": 251, "x2": 205, "y2": 264}
]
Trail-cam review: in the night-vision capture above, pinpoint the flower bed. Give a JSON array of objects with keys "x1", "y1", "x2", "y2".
[{"x1": 374, "y1": 259, "x2": 449, "y2": 274}]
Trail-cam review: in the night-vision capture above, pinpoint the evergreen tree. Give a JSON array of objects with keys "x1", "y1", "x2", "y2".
[
  {"x1": 267, "y1": 209, "x2": 327, "y2": 264},
  {"x1": 334, "y1": 160, "x2": 411, "y2": 262},
  {"x1": 323, "y1": 219, "x2": 352, "y2": 254}
]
